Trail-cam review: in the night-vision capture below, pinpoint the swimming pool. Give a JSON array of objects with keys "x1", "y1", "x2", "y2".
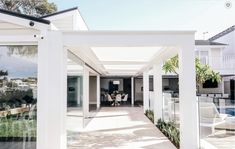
[{"x1": 218, "y1": 108, "x2": 235, "y2": 116}]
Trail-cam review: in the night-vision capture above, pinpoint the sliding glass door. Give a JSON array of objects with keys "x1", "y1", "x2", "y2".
[{"x1": 67, "y1": 51, "x2": 84, "y2": 147}]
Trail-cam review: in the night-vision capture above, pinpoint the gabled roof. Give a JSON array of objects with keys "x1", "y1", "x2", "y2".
[
  {"x1": 0, "y1": 8, "x2": 50, "y2": 24},
  {"x1": 195, "y1": 40, "x2": 227, "y2": 46},
  {"x1": 209, "y1": 25, "x2": 235, "y2": 41},
  {"x1": 40, "y1": 7, "x2": 78, "y2": 18}
]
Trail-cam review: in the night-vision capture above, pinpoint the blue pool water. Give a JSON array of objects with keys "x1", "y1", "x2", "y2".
[{"x1": 218, "y1": 108, "x2": 235, "y2": 116}]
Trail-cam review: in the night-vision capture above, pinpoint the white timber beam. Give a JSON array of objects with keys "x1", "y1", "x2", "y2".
[
  {"x1": 131, "y1": 77, "x2": 134, "y2": 106},
  {"x1": 153, "y1": 63, "x2": 163, "y2": 124},
  {"x1": 63, "y1": 31, "x2": 195, "y2": 47},
  {"x1": 83, "y1": 66, "x2": 90, "y2": 118},
  {"x1": 178, "y1": 38, "x2": 199, "y2": 148},
  {"x1": 0, "y1": 35, "x2": 37, "y2": 45},
  {"x1": 143, "y1": 71, "x2": 150, "y2": 112},
  {"x1": 37, "y1": 31, "x2": 67, "y2": 149},
  {"x1": 97, "y1": 75, "x2": 101, "y2": 109}
]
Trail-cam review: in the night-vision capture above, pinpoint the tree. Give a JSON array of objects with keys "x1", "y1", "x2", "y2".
[
  {"x1": 162, "y1": 55, "x2": 221, "y2": 92},
  {"x1": 0, "y1": 70, "x2": 8, "y2": 77},
  {"x1": 0, "y1": 0, "x2": 57, "y2": 17}
]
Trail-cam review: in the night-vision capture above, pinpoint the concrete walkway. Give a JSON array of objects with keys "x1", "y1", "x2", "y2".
[{"x1": 68, "y1": 107, "x2": 176, "y2": 149}]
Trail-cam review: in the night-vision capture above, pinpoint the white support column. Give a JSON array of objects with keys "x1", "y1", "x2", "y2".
[
  {"x1": 97, "y1": 75, "x2": 101, "y2": 109},
  {"x1": 143, "y1": 72, "x2": 149, "y2": 112},
  {"x1": 83, "y1": 67, "x2": 89, "y2": 118},
  {"x1": 131, "y1": 77, "x2": 134, "y2": 106},
  {"x1": 178, "y1": 41, "x2": 199, "y2": 148},
  {"x1": 153, "y1": 63, "x2": 163, "y2": 124},
  {"x1": 37, "y1": 31, "x2": 67, "y2": 149}
]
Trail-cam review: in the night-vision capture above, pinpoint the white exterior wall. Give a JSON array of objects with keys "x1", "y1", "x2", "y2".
[
  {"x1": 214, "y1": 31, "x2": 235, "y2": 55},
  {"x1": 135, "y1": 78, "x2": 143, "y2": 102},
  {"x1": 50, "y1": 16, "x2": 74, "y2": 30},
  {"x1": 198, "y1": 82, "x2": 223, "y2": 94},
  {"x1": 89, "y1": 76, "x2": 97, "y2": 105},
  {"x1": 100, "y1": 78, "x2": 124, "y2": 91}
]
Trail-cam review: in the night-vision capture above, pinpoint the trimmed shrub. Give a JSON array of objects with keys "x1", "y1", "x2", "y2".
[{"x1": 157, "y1": 119, "x2": 180, "y2": 148}]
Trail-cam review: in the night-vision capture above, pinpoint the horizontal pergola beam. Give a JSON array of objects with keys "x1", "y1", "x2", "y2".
[
  {"x1": 63, "y1": 31, "x2": 195, "y2": 47},
  {"x1": 0, "y1": 35, "x2": 38, "y2": 45},
  {"x1": 100, "y1": 61, "x2": 147, "y2": 65}
]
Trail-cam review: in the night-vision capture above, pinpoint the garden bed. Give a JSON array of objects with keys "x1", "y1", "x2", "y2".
[{"x1": 145, "y1": 110, "x2": 180, "y2": 148}]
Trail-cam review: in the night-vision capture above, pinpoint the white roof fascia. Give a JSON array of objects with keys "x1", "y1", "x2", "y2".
[
  {"x1": 0, "y1": 13, "x2": 50, "y2": 31},
  {"x1": 43, "y1": 9, "x2": 88, "y2": 31},
  {"x1": 195, "y1": 45, "x2": 227, "y2": 48}
]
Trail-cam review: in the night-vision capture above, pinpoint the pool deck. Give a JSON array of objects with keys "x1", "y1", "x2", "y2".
[{"x1": 68, "y1": 107, "x2": 176, "y2": 149}]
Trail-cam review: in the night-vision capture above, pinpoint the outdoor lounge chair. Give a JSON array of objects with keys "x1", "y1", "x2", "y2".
[{"x1": 199, "y1": 102, "x2": 228, "y2": 135}]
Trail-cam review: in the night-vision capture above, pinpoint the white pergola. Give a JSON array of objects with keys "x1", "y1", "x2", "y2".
[
  {"x1": 38, "y1": 30, "x2": 198, "y2": 149},
  {"x1": 0, "y1": 10, "x2": 199, "y2": 149}
]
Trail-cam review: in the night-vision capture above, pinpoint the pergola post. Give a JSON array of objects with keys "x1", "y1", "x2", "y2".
[
  {"x1": 178, "y1": 40, "x2": 199, "y2": 148},
  {"x1": 37, "y1": 31, "x2": 67, "y2": 149},
  {"x1": 83, "y1": 67, "x2": 89, "y2": 118},
  {"x1": 131, "y1": 77, "x2": 134, "y2": 106},
  {"x1": 143, "y1": 71, "x2": 150, "y2": 112},
  {"x1": 97, "y1": 75, "x2": 101, "y2": 109},
  {"x1": 153, "y1": 63, "x2": 163, "y2": 124}
]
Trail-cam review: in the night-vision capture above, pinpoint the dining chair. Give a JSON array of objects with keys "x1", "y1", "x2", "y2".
[
  {"x1": 116, "y1": 94, "x2": 122, "y2": 105},
  {"x1": 107, "y1": 94, "x2": 113, "y2": 105},
  {"x1": 122, "y1": 94, "x2": 128, "y2": 104}
]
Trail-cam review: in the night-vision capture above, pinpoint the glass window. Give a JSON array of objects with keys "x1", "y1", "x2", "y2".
[{"x1": 0, "y1": 46, "x2": 37, "y2": 149}]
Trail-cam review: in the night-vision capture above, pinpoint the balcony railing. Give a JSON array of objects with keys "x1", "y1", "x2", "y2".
[{"x1": 198, "y1": 55, "x2": 235, "y2": 74}]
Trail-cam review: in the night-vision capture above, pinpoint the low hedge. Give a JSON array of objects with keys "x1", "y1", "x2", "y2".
[
  {"x1": 145, "y1": 110, "x2": 180, "y2": 148},
  {"x1": 145, "y1": 110, "x2": 154, "y2": 123},
  {"x1": 157, "y1": 119, "x2": 180, "y2": 148}
]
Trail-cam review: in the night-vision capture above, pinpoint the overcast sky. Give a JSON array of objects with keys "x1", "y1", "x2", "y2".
[{"x1": 49, "y1": 0, "x2": 235, "y2": 39}]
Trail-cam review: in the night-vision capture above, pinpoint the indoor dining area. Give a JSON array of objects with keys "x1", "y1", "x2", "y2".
[{"x1": 100, "y1": 77, "x2": 131, "y2": 107}]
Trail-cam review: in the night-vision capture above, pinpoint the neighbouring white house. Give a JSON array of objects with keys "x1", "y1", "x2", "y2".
[
  {"x1": 0, "y1": 6, "x2": 233, "y2": 149},
  {"x1": 159, "y1": 29, "x2": 235, "y2": 99}
]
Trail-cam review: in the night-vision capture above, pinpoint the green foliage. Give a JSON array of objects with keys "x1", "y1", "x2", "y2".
[
  {"x1": 0, "y1": 116, "x2": 36, "y2": 140},
  {"x1": 145, "y1": 110, "x2": 154, "y2": 123},
  {"x1": 162, "y1": 55, "x2": 179, "y2": 75},
  {"x1": 0, "y1": 70, "x2": 8, "y2": 77},
  {"x1": 0, "y1": 90, "x2": 35, "y2": 107},
  {"x1": 157, "y1": 119, "x2": 180, "y2": 148},
  {"x1": 0, "y1": 0, "x2": 57, "y2": 17},
  {"x1": 162, "y1": 55, "x2": 221, "y2": 87}
]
